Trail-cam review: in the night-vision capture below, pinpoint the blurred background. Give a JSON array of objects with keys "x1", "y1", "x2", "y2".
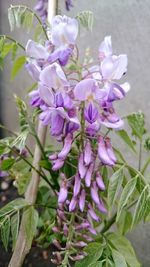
[{"x1": 0, "y1": 0, "x2": 150, "y2": 266}]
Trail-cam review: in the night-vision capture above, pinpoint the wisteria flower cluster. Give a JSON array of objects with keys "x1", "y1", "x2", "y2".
[{"x1": 25, "y1": 14, "x2": 130, "y2": 264}]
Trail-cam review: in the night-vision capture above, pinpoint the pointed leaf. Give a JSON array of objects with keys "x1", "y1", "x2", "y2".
[
  {"x1": 117, "y1": 176, "x2": 138, "y2": 221},
  {"x1": 24, "y1": 206, "x2": 39, "y2": 247},
  {"x1": 1, "y1": 158, "x2": 15, "y2": 171},
  {"x1": 11, "y1": 211, "x2": 20, "y2": 249},
  {"x1": 132, "y1": 185, "x2": 149, "y2": 227},
  {"x1": 0, "y1": 198, "x2": 27, "y2": 218},
  {"x1": 8, "y1": 7, "x2": 15, "y2": 31},
  {"x1": 108, "y1": 166, "x2": 124, "y2": 210},
  {"x1": 108, "y1": 233, "x2": 141, "y2": 267},
  {"x1": 77, "y1": 11, "x2": 94, "y2": 31},
  {"x1": 111, "y1": 249, "x2": 127, "y2": 267},
  {"x1": 11, "y1": 56, "x2": 26, "y2": 80},
  {"x1": 116, "y1": 130, "x2": 136, "y2": 153},
  {"x1": 0, "y1": 217, "x2": 10, "y2": 251}
]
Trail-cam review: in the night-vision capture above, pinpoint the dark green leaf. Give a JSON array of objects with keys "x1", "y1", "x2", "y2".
[
  {"x1": 111, "y1": 249, "x2": 127, "y2": 267},
  {"x1": 107, "y1": 233, "x2": 141, "y2": 267},
  {"x1": 117, "y1": 176, "x2": 137, "y2": 221},
  {"x1": 75, "y1": 242, "x2": 103, "y2": 267},
  {"x1": 11, "y1": 43, "x2": 18, "y2": 60},
  {"x1": 132, "y1": 185, "x2": 149, "y2": 227},
  {"x1": 127, "y1": 111, "x2": 146, "y2": 139},
  {"x1": 117, "y1": 210, "x2": 132, "y2": 235},
  {"x1": 0, "y1": 217, "x2": 10, "y2": 250},
  {"x1": 0, "y1": 198, "x2": 27, "y2": 218},
  {"x1": 1, "y1": 43, "x2": 13, "y2": 58},
  {"x1": 116, "y1": 130, "x2": 136, "y2": 153},
  {"x1": 1, "y1": 158, "x2": 15, "y2": 171},
  {"x1": 108, "y1": 166, "x2": 124, "y2": 210},
  {"x1": 76, "y1": 11, "x2": 94, "y2": 31},
  {"x1": 11, "y1": 211, "x2": 20, "y2": 248},
  {"x1": 24, "y1": 206, "x2": 39, "y2": 247},
  {"x1": 11, "y1": 56, "x2": 26, "y2": 79}
]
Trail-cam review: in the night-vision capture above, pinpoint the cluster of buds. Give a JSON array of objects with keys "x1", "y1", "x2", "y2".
[{"x1": 26, "y1": 13, "x2": 129, "y2": 265}]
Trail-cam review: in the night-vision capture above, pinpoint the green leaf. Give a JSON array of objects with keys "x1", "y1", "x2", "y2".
[
  {"x1": 127, "y1": 111, "x2": 146, "y2": 139},
  {"x1": 24, "y1": 206, "x2": 39, "y2": 247},
  {"x1": 1, "y1": 43, "x2": 13, "y2": 58},
  {"x1": 11, "y1": 56, "x2": 26, "y2": 79},
  {"x1": 107, "y1": 233, "x2": 141, "y2": 267},
  {"x1": 1, "y1": 158, "x2": 15, "y2": 171},
  {"x1": 117, "y1": 210, "x2": 132, "y2": 235},
  {"x1": 11, "y1": 43, "x2": 18, "y2": 60},
  {"x1": 23, "y1": 11, "x2": 34, "y2": 32},
  {"x1": 117, "y1": 176, "x2": 137, "y2": 221},
  {"x1": 132, "y1": 185, "x2": 149, "y2": 227},
  {"x1": 8, "y1": 7, "x2": 15, "y2": 31},
  {"x1": 0, "y1": 198, "x2": 27, "y2": 218},
  {"x1": 111, "y1": 249, "x2": 127, "y2": 267},
  {"x1": 76, "y1": 11, "x2": 94, "y2": 31},
  {"x1": 89, "y1": 263, "x2": 103, "y2": 267},
  {"x1": 40, "y1": 160, "x2": 52, "y2": 171},
  {"x1": 116, "y1": 130, "x2": 136, "y2": 153},
  {"x1": 108, "y1": 166, "x2": 124, "y2": 210},
  {"x1": 11, "y1": 211, "x2": 20, "y2": 249},
  {"x1": 0, "y1": 217, "x2": 10, "y2": 251},
  {"x1": 75, "y1": 242, "x2": 103, "y2": 267}
]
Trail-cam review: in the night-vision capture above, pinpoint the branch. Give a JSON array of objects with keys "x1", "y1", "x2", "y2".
[{"x1": 8, "y1": 121, "x2": 47, "y2": 267}]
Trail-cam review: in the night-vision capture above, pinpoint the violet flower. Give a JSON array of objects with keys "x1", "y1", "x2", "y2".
[
  {"x1": 98, "y1": 136, "x2": 116, "y2": 166},
  {"x1": 79, "y1": 189, "x2": 86, "y2": 212},
  {"x1": 58, "y1": 180, "x2": 68, "y2": 204},
  {"x1": 51, "y1": 15, "x2": 78, "y2": 47}
]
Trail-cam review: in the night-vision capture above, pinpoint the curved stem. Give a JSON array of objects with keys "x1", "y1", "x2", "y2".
[
  {"x1": 10, "y1": 5, "x2": 49, "y2": 40},
  {"x1": 0, "y1": 35, "x2": 25, "y2": 51}
]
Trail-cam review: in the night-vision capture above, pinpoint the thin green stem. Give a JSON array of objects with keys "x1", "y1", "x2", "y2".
[
  {"x1": 7, "y1": 145, "x2": 53, "y2": 188},
  {"x1": 61, "y1": 213, "x2": 75, "y2": 267},
  {"x1": 138, "y1": 139, "x2": 142, "y2": 171},
  {"x1": 0, "y1": 35, "x2": 25, "y2": 51}
]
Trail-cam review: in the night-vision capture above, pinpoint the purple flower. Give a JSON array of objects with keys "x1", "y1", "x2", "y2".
[
  {"x1": 52, "y1": 158, "x2": 65, "y2": 171},
  {"x1": 96, "y1": 172, "x2": 105, "y2": 191},
  {"x1": 78, "y1": 153, "x2": 87, "y2": 179},
  {"x1": 39, "y1": 63, "x2": 68, "y2": 93},
  {"x1": 85, "y1": 163, "x2": 94, "y2": 187},
  {"x1": 79, "y1": 189, "x2": 86, "y2": 212},
  {"x1": 48, "y1": 47, "x2": 73, "y2": 66},
  {"x1": 58, "y1": 133, "x2": 73, "y2": 159},
  {"x1": 97, "y1": 198, "x2": 107, "y2": 214},
  {"x1": 58, "y1": 180, "x2": 68, "y2": 204},
  {"x1": 101, "y1": 54, "x2": 128, "y2": 80},
  {"x1": 69, "y1": 196, "x2": 77, "y2": 212},
  {"x1": 34, "y1": 0, "x2": 48, "y2": 23},
  {"x1": 65, "y1": 0, "x2": 74, "y2": 11},
  {"x1": 84, "y1": 103, "x2": 98, "y2": 124},
  {"x1": 99, "y1": 36, "x2": 112, "y2": 60},
  {"x1": 25, "y1": 63, "x2": 40, "y2": 81},
  {"x1": 74, "y1": 78, "x2": 106, "y2": 102},
  {"x1": 26, "y1": 40, "x2": 49, "y2": 60},
  {"x1": 90, "y1": 181, "x2": 100, "y2": 205},
  {"x1": 73, "y1": 173, "x2": 81, "y2": 197},
  {"x1": 98, "y1": 136, "x2": 116, "y2": 166},
  {"x1": 29, "y1": 89, "x2": 44, "y2": 107},
  {"x1": 88, "y1": 204, "x2": 100, "y2": 222},
  {"x1": 51, "y1": 15, "x2": 78, "y2": 47},
  {"x1": 84, "y1": 141, "x2": 92, "y2": 166}
]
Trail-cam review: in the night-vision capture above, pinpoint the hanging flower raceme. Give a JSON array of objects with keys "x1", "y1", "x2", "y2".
[{"x1": 26, "y1": 12, "x2": 130, "y2": 265}]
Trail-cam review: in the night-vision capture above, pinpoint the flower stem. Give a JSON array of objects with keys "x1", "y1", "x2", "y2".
[{"x1": 0, "y1": 35, "x2": 25, "y2": 51}]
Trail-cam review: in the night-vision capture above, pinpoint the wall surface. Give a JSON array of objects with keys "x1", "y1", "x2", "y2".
[{"x1": 0, "y1": 0, "x2": 150, "y2": 266}]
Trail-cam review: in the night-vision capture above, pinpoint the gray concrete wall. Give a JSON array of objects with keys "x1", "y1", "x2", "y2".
[{"x1": 1, "y1": 0, "x2": 150, "y2": 266}]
